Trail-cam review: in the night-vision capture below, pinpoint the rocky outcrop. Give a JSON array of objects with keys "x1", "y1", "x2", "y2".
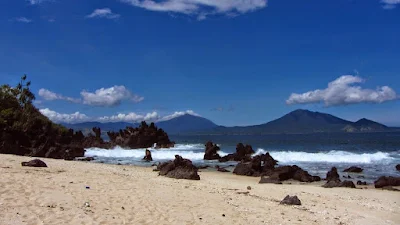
[
  {"x1": 374, "y1": 176, "x2": 400, "y2": 188},
  {"x1": 219, "y1": 143, "x2": 254, "y2": 162},
  {"x1": 322, "y1": 167, "x2": 355, "y2": 188},
  {"x1": 156, "y1": 155, "x2": 200, "y2": 180},
  {"x1": 280, "y1": 195, "x2": 301, "y2": 205},
  {"x1": 21, "y1": 159, "x2": 47, "y2": 167},
  {"x1": 143, "y1": 149, "x2": 153, "y2": 161},
  {"x1": 204, "y1": 141, "x2": 221, "y2": 160},
  {"x1": 231, "y1": 152, "x2": 320, "y2": 183},
  {"x1": 106, "y1": 122, "x2": 175, "y2": 149},
  {"x1": 396, "y1": 164, "x2": 400, "y2": 171},
  {"x1": 343, "y1": 166, "x2": 363, "y2": 173}
]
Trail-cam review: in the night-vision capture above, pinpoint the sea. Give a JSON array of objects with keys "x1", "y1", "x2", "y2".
[{"x1": 85, "y1": 132, "x2": 400, "y2": 183}]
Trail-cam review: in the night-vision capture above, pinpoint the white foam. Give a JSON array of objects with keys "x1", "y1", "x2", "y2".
[
  {"x1": 85, "y1": 144, "x2": 228, "y2": 161},
  {"x1": 254, "y1": 149, "x2": 395, "y2": 164}
]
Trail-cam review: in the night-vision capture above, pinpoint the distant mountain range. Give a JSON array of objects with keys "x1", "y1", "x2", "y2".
[{"x1": 62, "y1": 109, "x2": 398, "y2": 135}]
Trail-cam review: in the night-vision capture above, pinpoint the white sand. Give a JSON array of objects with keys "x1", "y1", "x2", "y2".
[{"x1": 0, "y1": 154, "x2": 399, "y2": 225}]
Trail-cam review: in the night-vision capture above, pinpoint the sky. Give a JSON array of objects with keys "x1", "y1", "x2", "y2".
[{"x1": 0, "y1": 0, "x2": 399, "y2": 126}]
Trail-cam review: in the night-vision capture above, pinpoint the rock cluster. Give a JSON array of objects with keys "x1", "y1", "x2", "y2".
[
  {"x1": 156, "y1": 155, "x2": 200, "y2": 180},
  {"x1": 218, "y1": 143, "x2": 255, "y2": 162},
  {"x1": 203, "y1": 141, "x2": 221, "y2": 160},
  {"x1": 322, "y1": 167, "x2": 356, "y2": 188}
]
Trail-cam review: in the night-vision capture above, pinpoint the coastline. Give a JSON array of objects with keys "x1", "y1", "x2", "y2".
[{"x1": 1, "y1": 154, "x2": 399, "y2": 225}]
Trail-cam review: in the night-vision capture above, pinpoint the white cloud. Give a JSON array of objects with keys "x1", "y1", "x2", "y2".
[
  {"x1": 38, "y1": 86, "x2": 143, "y2": 107},
  {"x1": 99, "y1": 111, "x2": 159, "y2": 123},
  {"x1": 27, "y1": 0, "x2": 52, "y2": 5},
  {"x1": 38, "y1": 88, "x2": 81, "y2": 103},
  {"x1": 86, "y1": 8, "x2": 121, "y2": 19},
  {"x1": 119, "y1": 0, "x2": 267, "y2": 20},
  {"x1": 14, "y1": 17, "x2": 32, "y2": 23},
  {"x1": 159, "y1": 110, "x2": 200, "y2": 121},
  {"x1": 381, "y1": 0, "x2": 400, "y2": 9},
  {"x1": 286, "y1": 75, "x2": 398, "y2": 106},
  {"x1": 80, "y1": 86, "x2": 143, "y2": 107},
  {"x1": 39, "y1": 108, "x2": 90, "y2": 124}
]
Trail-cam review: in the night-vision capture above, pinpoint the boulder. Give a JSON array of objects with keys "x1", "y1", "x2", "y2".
[
  {"x1": 357, "y1": 180, "x2": 367, "y2": 185},
  {"x1": 157, "y1": 155, "x2": 200, "y2": 180},
  {"x1": 374, "y1": 176, "x2": 400, "y2": 188},
  {"x1": 216, "y1": 165, "x2": 230, "y2": 172},
  {"x1": 21, "y1": 159, "x2": 47, "y2": 167},
  {"x1": 322, "y1": 180, "x2": 356, "y2": 188},
  {"x1": 326, "y1": 167, "x2": 340, "y2": 182},
  {"x1": 259, "y1": 176, "x2": 282, "y2": 184},
  {"x1": 233, "y1": 162, "x2": 260, "y2": 176},
  {"x1": 204, "y1": 141, "x2": 221, "y2": 160},
  {"x1": 396, "y1": 164, "x2": 400, "y2": 171},
  {"x1": 143, "y1": 149, "x2": 153, "y2": 161},
  {"x1": 343, "y1": 166, "x2": 363, "y2": 173},
  {"x1": 280, "y1": 195, "x2": 301, "y2": 205},
  {"x1": 218, "y1": 143, "x2": 254, "y2": 162}
]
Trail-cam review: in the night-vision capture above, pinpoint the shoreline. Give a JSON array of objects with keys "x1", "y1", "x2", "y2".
[{"x1": 1, "y1": 154, "x2": 399, "y2": 225}]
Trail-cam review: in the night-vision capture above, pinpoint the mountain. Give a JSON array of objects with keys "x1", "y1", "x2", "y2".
[
  {"x1": 62, "y1": 114, "x2": 217, "y2": 135},
  {"x1": 156, "y1": 114, "x2": 218, "y2": 134},
  {"x1": 62, "y1": 109, "x2": 396, "y2": 135},
  {"x1": 196, "y1": 109, "x2": 395, "y2": 135}
]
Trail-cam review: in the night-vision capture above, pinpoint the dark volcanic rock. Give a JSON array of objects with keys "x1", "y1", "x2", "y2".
[
  {"x1": 323, "y1": 180, "x2": 356, "y2": 188},
  {"x1": 143, "y1": 149, "x2": 153, "y2": 161},
  {"x1": 374, "y1": 176, "x2": 400, "y2": 188},
  {"x1": 233, "y1": 162, "x2": 259, "y2": 176},
  {"x1": 280, "y1": 195, "x2": 301, "y2": 205},
  {"x1": 204, "y1": 141, "x2": 221, "y2": 160},
  {"x1": 106, "y1": 122, "x2": 174, "y2": 149},
  {"x1": 357, "y1": 180, "x2": 367, "y2": 185},
  {"x1": 76, "y1": 157, "x2": 95, "y2": 161},
  {"x1": 259, "y1": 176, "x2": 282, "y2": 184},
  {"x1": 219, "y1": 143, "x2": 254, "y2": 162},
  {"x1": 343, "y1": 166, "x2": 363, "y2": 173},
  {"x1": 157, "y1": 155, "x2": 200, "y2": 180},
  {"x1": 215, "y1": 165, "x2": 230, "y2": 172},
  {"x1": 326, "y1": 167, "x2": 340, "y2": 182},
  {"x1": 21, "y1": 159, "x2": 47, "y2": 167},
  {"x1": 396, "y1": 164, "x2": 400, "y2": 171}
]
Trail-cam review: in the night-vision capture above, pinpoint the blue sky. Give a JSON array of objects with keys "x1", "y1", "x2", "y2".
[{"x1": 1, "y1": 0, "x2": 399, "y2": 126}]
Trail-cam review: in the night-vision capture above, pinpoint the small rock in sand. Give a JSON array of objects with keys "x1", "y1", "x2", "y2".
[
  {"x1": 21, "y1": 159, "x2": 47, "y2": 168},
  {"x1": 280, "y1": 195, "x2": 301, "y2": 205}
]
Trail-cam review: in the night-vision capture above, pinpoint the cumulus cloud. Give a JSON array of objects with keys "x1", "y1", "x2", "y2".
[
  {"x1": 286, "y1": 75, "x2": 398, "y2": 106},
  {"x1": 158, "y1": 110, "x2": 200, "y2": 121},
  {"x1": 86, "y1": 8, "x2": 121, "y2": 19},
  {"x1": 13, "y1": 17, "x2": 32, "y2": 23},
  {"x1": 27, "y1": 0, "x2": 52, "y2": 5},
  {"x1": 38, "y1": 86, "x2": 143, "y2": 107},
  {"x1": 119, "y1": 0, "x2": 267, "y2": 20},
  {"x1": 99, "y1": 111, "x2": 159, "y2": 123},
  {"x1": 39, "y1": 108, "x2": 198, "y2": 124},
  {"x1": 381, "y1": 0, "x2": 400, "y2": 9},
  {"x1": 39, "y1": 108, "x2": 90, "y2": 124},
  {"x1": 38, "y1": 88, "x2": 81, "y2": 103},
  {"x1": 80, "y1": 86, "x2": 143, "y2": 107}
]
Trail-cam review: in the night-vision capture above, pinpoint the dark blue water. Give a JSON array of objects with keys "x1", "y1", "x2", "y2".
[{"x1": 85, "y1": 132, "x2": 400, "y2": 183}]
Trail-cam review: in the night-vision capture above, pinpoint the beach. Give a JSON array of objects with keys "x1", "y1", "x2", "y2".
[{"x1": 0, "y1": 154, "x2": 399, "y2": 225}]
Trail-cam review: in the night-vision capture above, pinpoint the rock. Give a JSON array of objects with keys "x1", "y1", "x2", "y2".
[
  {"x1": 343, "y1": 175, "x2": 352, "y2": 179},
  {"x1": 233, "y1": 162, "x2": 259, "y2": 176},
  {"x1": 218, "y1": 143, "x2": 254, "y2": 162},
  {"x1": 259, "y1": 176, "x2": 282, "y2": 184},
  {"x1": 157, "y1": 155, "x2": 200, "y2": 180},
  {"x1": 216, "y1": 165, "x2": 230, "y2": 172},
  {"x1": 21, "y1": 159, "x2": 47, "y2": 167},
  {"x1": 323, "y1": 180, "x2": 356, "y2": 188},
  {"x1": 374, "y1": 176, "x2": 400, "y2": 188},
  {"x1": 143, "y1": 149, "x2": 153, "y2": 161},
  {"x1": 343, "y1": 166, "x2": 363, "y2": 173},
  {"x1": 396, "y1": 164, "x2": 400, "y2": 171},
  {"x1": 292, "y1": 166, "x2": 321, "y2": 182},
  {"x1": 326, "y1": 167, "x2": 340, "y2": 182},
  {"x1": 280, "y1": 195, "x2": 301, "y2": 205},
  {"x1": 204, "y1": 141, "x2": 221, "y2": 160},
  {"x1": 76, "y1": 157, "x2": 95, "y2": 161},
  {"x1": 357, "y1": 180, "x2": 367, "y2": 185},
  {"x1": 247, "y1": 186, "x2": 251, "y2": 190}
]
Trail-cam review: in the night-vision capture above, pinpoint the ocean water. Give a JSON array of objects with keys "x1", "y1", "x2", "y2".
[{"x1": 85, "y1": 132, "x2": 400, "y2": 183}]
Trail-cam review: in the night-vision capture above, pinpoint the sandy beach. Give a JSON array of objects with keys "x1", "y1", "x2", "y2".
[{"x1": 0, "y1": 154, "x2": 399, "y2": 225}]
